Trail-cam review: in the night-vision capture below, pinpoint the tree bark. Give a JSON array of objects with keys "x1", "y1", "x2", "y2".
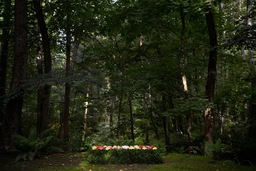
[
  {"x1": 82, "y1": 90, "x2": 90, "y2": 141},
  {"x1": 4, "y1": 0, "x2": 28, "y2": 149},
  {"x1": 59, "y1": 0, "x2": 71, "y2": 142},
  {"x1": 117, "y1": 93, "x2": 123, "y2": 139},
  {"x1": 33, "y1": 0, "x2": 52, "y2": 135},
  {"x1": 128, "y1": 94, "x2": 134, "y2": 142},
  {"x1": 109, "y1": 96, "x2": 114, "y2": 128},
  {"x1": 143, "y1": 92, "x2": 159, "y2": 139},
  {"x1": 179, "y1": 3, "x2": 192, "y2": 144},
  {"x1": 0, "y1": 0, "x2": 11, "y2": 148},
  {"x1": 247, "y1": 0, "x2": 256, "y2": 138},
  {"x1": 162, "y1": 94, "x2": 171, "y2": 152},
  {"x1": 204, "y1": 4, "x2": 218, "y2": 145}
]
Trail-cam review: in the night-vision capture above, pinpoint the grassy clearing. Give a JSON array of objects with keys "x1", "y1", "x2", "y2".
[
  {"x1": 0, "y1": 153, "x2": 256, "y2": 171},
  {"x1": 1, "y1": 153, "x2": 254, "y2": 171}
]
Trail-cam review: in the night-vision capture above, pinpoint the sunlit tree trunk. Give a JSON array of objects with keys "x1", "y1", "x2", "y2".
[
  {"x1": 33, "y1": 0, "x2": 52, "y2": 135},
  {"x1": 82, "y1": 89, "x2": 90, "y2": 141},
  {"x1": 4, "y1": 0, "x2": 28, "y2": 149},
  {"x1": 179, "y1": 3, "x2": 192, "y2": 144}
]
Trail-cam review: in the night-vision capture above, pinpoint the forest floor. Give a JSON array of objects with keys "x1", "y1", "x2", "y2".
[
  {"x1": 0, "y1": 152, "x2": 255, "y2": 171},
  {"x1": 0, "y1": 152, "x2": 83, "y2": 171}
]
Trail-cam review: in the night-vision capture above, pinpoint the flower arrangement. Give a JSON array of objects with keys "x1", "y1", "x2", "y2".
[
  {"x1": 91, "y1": 145, "x2": 158, "y2": 150},
  {"x1": 86, "y1": 145, "x2": 163, "y2": 164}
]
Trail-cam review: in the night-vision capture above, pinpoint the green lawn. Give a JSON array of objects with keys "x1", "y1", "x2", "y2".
[{"x1": 27, "y1": 153, "x2": 254, "y2": 171}]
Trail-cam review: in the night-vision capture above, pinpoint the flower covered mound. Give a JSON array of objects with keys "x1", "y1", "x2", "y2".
[
  {"x1": 91, "y1": 145, "x2": 157, "y2": 150},
  {"x1": 86, "y1": 145, "x2": 163, "y2": 164}
]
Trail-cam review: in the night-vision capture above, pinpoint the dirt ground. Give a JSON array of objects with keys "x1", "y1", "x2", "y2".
[
  {"x1": 0, "y1": 152, "x2": 84, "y2": 171},
  {"x1": 0, "y1": 152, "x2": 152, "y2": 171}
]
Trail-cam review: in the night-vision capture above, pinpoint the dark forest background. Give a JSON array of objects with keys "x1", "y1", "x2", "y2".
[{"x1": 1, "y1": 0, "x2": 256, "y2": 163}]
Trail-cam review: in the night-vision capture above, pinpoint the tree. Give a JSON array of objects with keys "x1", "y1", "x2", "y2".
[
  {"x1": 204, "y1": 1, "x2": 218, "y2": 152},
  {"x1": 0, "y1": 0, "x2": 12, "y2": 148},
  {"x1": 59, "y1": 0, "x2": 72, "y2": 142},
  {"x1": 4, "y1": 0, "x2": 28, "y2": 149},
  {"x1": 33, "y1": 0, "x2": 52, "y2": 135},
  {"x1": 246, "y1": 0, "x2": 256, "y2": 138}
]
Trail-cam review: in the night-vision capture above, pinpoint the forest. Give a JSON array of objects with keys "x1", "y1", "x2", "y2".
[{"x1": 1, "y1": 0, "x2": 256, "y2": 167}]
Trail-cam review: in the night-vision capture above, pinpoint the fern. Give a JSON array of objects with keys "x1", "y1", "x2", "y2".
[{"x1": 12, "y1": 127, "x2": 58, "y2": 162}]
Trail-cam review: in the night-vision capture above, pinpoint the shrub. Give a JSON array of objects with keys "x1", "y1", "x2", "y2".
[
  {"x1": 11, "y1": 127, "x2": 62, "y2": 162},
  {"x1": 12, "y1": 134, "x2": 54, "y2": 162},
  {"x1": 86, "y1": 145, "x2": 163, "y2": 164}
]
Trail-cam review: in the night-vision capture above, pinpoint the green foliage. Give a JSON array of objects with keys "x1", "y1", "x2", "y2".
[
  {"x1": 3, "y1": 0, "x2": 256, "y2": 165},
  {"x1": 204, "y1": 138, "x2": 231, "y2": 160},
  {"x1": 11, "y1": 127, "x2": 60, "y2": 162},
  {"x1": 170, "y1": 97, "x2": 208, "y2": 117},
  {"x1": 68, "y1": 125, "x2": 84, "y2": 152},
  {"x1": 149, "y1": 139, "x2": 167, "y2": 155},
  {"x1": 84, "y1": 123, "x2": 115, "y2": 147},
  {"x1": 86, "y1": 149, "x2": 163, "y2": 164},
  {"x1": 86, "y1": 150, "x2": 108, "y2": 164},
  {"x1": 108, "y1": 149, "x2": 163, "y2": 164}
]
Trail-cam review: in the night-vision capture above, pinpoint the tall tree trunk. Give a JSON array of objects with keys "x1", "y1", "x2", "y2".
[
  {"x1": 59, "y1": 0, "x2": 71, "y2": 142},
  {"x1": 179, "y1": 3, "x2": 192, "y2": 144},
  {"x1": 82, "y1": 90, "x2": 90, "y2": 141},
  {"x1": 109, "y1": 96, "x2": 114, "y2": 127},
  {"x1": 148, "y1": 92, "x2": 159, "y2": 139},
  {"x1": 117, "y1": 92, "x2": 123, "y2": 140},
  {"x1": 4, "y1": 0, "x2": 28, "y2": 149},
  {"x1": 162, "y1": 94, "x2": 171, "y2": 152},
  {"x1": 36, "y1": 46, "x2": 44, "y2": 134},
  {"x1": 128, "y1": 94, "x2": 134, "y2": 142},
  {"x1": 143, "y1": 92, "x2": 159, "y2": 139},
  {"x1": 204, "y1": 3, "x2": 218, "y2": 149},
  {"x1": 0, "y1": 0, "x2": 11, "y2": 148},
  {"x1": 247, "y1": 0, "x2": 256, "y2": 139},
  {"x1": 33, "y1": 0, "x2": 52, "y2": 135}
]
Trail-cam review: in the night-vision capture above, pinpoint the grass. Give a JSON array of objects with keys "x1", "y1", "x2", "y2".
[{"x1": 1, "y1": 153, "x2": 255, "y2": 171}]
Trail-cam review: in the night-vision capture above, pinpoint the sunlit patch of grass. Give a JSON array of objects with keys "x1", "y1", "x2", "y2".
[{"x1": 154, "y1": 153, "x2": 255, "y2": 171}]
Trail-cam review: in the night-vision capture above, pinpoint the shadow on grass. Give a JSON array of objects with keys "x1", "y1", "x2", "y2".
[{"x1": 0, "y1": 153, "x2": 255, "y2": 171}]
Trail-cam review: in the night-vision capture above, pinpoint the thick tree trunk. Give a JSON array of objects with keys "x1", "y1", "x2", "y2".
[
  {"x1": 179, "y1": 3, "x2": 192, "y2": 144},
  {"x1": 60, "y1": 2, "x2": 71, "y2": 142},
  {"x1": 0, "y1": 0, "x2": 11, "y2": 148},
  {"x1": 204, "y1": 5, "x2": 218, "y2": 146},
  {"x1": 33, "y1": 0, "x2": 52, "y2": 135},
  {"x1": 4, "y1": 0, "x2": 28, "y2": 149},
  {"x1": 247, "y1": 0, "x2": 256, "y2": 139}
]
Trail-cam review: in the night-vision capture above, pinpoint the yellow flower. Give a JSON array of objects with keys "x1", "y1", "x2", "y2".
[{"x1": 129, "y1": 146, "x2": 135, "y2": 150}]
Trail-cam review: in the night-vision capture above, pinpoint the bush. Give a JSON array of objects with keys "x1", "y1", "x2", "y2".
[
  {"x1": 11, "y1": 127, "x2": 62, "y2": 162},
  {"x1": 86, "y1": 145, "x2": 164, "y2": 164},
  {"x1": 12, "y1": 134, "x2": 53, "y2": 162}
]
